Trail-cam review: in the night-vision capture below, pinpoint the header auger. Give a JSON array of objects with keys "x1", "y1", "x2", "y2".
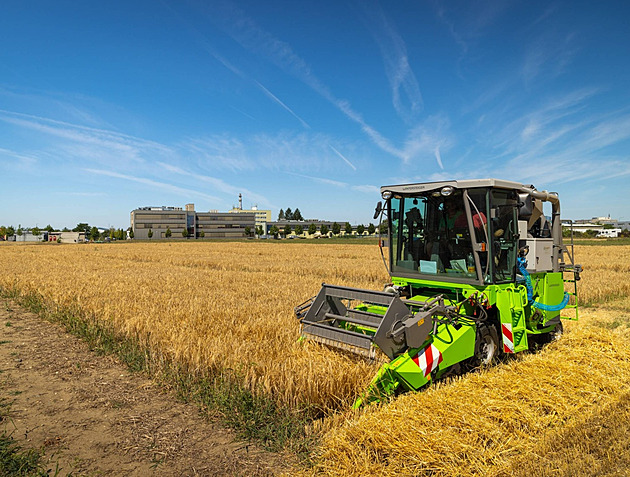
[{"x1": 295, "y1": 179, "x2": 581, "y2": 408}]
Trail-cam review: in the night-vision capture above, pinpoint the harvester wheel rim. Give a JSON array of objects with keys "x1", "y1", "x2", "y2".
[
  {"x1": 549, "y1": 321, "x2": 564, "y2": 342},
  {"x1": 474, "y1": 324, "x2": 499, "y2": 367}
]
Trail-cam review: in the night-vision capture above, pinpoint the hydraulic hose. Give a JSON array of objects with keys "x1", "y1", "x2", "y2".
[{"x1": 517, "y1": 257, "x2": 569, "y2": 311}]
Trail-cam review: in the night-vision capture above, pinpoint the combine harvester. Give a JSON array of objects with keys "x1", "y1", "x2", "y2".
[{"x1": 295, "y1": 179, "x2": 582, "y2": 407}]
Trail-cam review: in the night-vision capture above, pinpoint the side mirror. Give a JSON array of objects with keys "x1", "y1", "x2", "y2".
[
  {"x1": 518, "y1": 193, "x2": 533, "y2": 219},
  {"x1": 373, "y1": 201, "x2": 383, "y2": 220}
]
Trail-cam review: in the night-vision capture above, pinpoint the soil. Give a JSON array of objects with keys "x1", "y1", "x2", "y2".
[{"x1": 0, "y1": 299, "x2": 293, "y2": 476}]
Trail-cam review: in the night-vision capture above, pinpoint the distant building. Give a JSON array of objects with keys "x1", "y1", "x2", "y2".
[
  {"x1": 130, "y1": 204, "x2": 255, "y2": 239},
  {"x1": 562, "y1": 214, "x2": 628, "y2": 237},
  {"x1": 228, "y1": 193, "x2": 271, "y2": 231},
  {"x1": 14, "y1": 231, "x2": 46, "y2": 242},
  {"x1": 48, "y1": 231, "x2": 85, "y2": 243}
]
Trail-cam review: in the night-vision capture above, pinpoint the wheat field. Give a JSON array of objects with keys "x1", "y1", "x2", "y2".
[{"x1": 1, "y1": 240, "x2": 629, "y2": 476}]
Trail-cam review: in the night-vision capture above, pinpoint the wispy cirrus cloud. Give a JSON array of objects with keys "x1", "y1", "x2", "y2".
[
  {"x1": 285, "y1": 171, "x2": 380, "y2": 194},
  {"x1": 360, "y1": 0, "x2": 423, "y2": 123},
  {"x1": 467, "y1": 88, "x2": 630, "y2": 186},
  {"x1": 202, "y1": 2, "x2": 410, "y2": 161},
  {"x1": 84, "y1": 168, "x2": 221, "y2": 202},
  {"x1": 180, "y1": 131, "x2": 367, "y2": 173},
  {"x1": 177, "y1": 20, "x2": 311, "y2": 130},
  {"x1": 156, "y1": 161, "x2": 271, "y2": 207},
  {"x1": 0, "y1": 146, "x2": 38, "y2": 167},
  {"x1": 0, "y1": 109, "x2": 173, "y2": 165}
]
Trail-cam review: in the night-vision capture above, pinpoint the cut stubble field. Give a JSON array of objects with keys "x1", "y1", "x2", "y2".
[{"x1": 1, "y1": 240, "x2": 629, "y2": 476}]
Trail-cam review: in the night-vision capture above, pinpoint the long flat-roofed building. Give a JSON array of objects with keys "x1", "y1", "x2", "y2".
[{"x1": 131, "y1": 204, "x2": 255, "y2": 239}]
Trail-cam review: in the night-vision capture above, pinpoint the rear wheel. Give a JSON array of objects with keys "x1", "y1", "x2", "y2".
[
  {"x1": 549, "y1": 321, "x2": 563, "y2": 341},
  {"x1": 472, "y1": 324, "x2": 499, "y2": 367}
]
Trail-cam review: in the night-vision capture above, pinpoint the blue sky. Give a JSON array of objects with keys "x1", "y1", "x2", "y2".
[{"x1": 1, "y1": 1, "x2": 630, "y2": 229}]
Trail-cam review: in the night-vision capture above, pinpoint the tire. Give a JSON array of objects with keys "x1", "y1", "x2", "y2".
[
  {"x1": 472, "y1": 323, "x2": 500, "y2": 367},
  {"x1": 547, "y1": 320, "x2": 564, "y2": 342}
]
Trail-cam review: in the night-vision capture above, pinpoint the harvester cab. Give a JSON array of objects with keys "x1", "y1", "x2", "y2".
[{"x1": 295, "y1": 179, "x2": 582, "y2": 407}]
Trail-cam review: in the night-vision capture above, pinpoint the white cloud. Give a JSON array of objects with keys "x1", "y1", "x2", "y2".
[
  {"x1": 157, "y1": 161, "x2": 271, "y2": 206},
  {"x1": 361, "y1": 1, "x2": 423, "y2": 123},
  {"x1": 0, "y1": 109, "x2": 174, "y2": 166},
  {"x1": 84, "y1": 168, "x2": 221, "y2": 202}
]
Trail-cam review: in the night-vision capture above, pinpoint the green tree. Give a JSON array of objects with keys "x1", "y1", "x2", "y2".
[
  {"x1": 90, "y1": 226, "x2": 99, "y2": 241},
  {"x1": 284, "y1": 224, "x2": 292, "y2": 237},
  {"x1": 182, "y1": 228, "x2": 189, "y2": 238},
  {"x1": 379, "y1": 222, "x2": 388, "y2": 235},
  {"x1": 368, "y1": 223, "x2": 376, "y2": 235},
  {"x1": 199, "y1": 230, "x2": 205, "y2": 238},
  {"x1": 357, "y1": 224, "x2": 365, "y2": 235},
  {"x1": 16, "y1": 225, "x2": 23, "y2": 236},
  {"x1": 320, "y1": 224, "x2": 329, "y2": 236},
  {"x1": 148, "y1": 228, "x2": 153, "y2": 239},
  {"x1": 308, "y1": 223, "x2": 317, "y2": 235},
  {"x1": 295, "y1": 224, "x2": 303, "y2": 236},
  {"x1": 244, "y1": 226, "x2": 251, "y2": 237},
  {"x1": 128, "y1": 228, "x2": 134, "y2": 239},
  {"x1": 109, "y1": 228, "x2": 115, "y2": 240},
  {"x1": 332, "y1": 222, "x2": 341, "y2": 236},
  {"x1": 44, "y1": 224, "x2": 54, "y2": 232},
  {"x1": 0, "y1": 226, "x2": 6, "y2": 238},
  {"x1": 255, "y1": 225, "x2": 263, "y2": 237},
  {"x1": 293, "y1": 208, "x2": 303, "y2": 221},
  {"x1": 73, "y1": 223, "x2": 90, "y2": 234},
  {"x1": 7, "y1": 226, "x2": 15, "y2": 236},
  {"x1": 269, "y1": 225, "x2": 279, "y2": 238},
  {"x1": 344, "y1": 222, "x2": 352, "y2": 235},
  {"x1": 62, "y1": 227, "x2": 70, "y2": 232},
  {"x1": 32, "y1": 226, "x2": 41, "y2": 237},
  {"x1": 285, "y1": 208, "x2": 293, "y2": 220},
  {"x1": 278, "y1": 209, "x2": 285, "y2": 220},
  {"x1": 165, "y1": 227, "x2": 172, "y2": 238}
]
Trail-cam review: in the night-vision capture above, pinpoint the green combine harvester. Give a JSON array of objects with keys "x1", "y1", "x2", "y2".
[{"x1": 295, "y1": 179, "x2": 582, "y2": 407}]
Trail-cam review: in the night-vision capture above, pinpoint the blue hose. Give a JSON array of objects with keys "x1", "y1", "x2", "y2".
[{"x1": 517, "y1": 257, "x2": 569, "y2": 311}]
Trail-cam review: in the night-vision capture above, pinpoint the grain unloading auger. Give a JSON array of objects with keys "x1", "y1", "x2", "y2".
[{"x1": 295, "y1": 179, "x2": 582, "y2": 408}]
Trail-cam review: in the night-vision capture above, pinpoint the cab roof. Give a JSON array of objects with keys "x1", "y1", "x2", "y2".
[{"x1": 380, "y1": 178, "x2": 535, "y2": 195}]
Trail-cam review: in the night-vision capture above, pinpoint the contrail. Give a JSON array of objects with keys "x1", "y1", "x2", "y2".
[{"x1": 329, "y1": 145, "x2": 357, "y2": 170}]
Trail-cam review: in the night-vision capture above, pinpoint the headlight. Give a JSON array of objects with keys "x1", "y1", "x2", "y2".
[
  {"x1": 382, "y1": 190, "x2": 393, "y2": 200},
  {"x1": 440, "y1": 186, "x2": 454, "y2": 196}
]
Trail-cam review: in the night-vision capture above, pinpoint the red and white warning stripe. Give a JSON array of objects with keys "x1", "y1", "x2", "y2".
[
  {"x1": 502, "y1": 323, "x2": 515, "y2": 353},
  {"x1": 412, "y1": 343, "x2": 443, "y2": 378}
]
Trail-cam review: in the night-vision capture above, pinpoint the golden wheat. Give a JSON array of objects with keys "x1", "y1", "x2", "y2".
[
  {"x1": 0, "y1": 241, "x2": 387, "y2": 413},
  {"x1": 1, "y1": 241, "x2": 629, "y2": 476}
]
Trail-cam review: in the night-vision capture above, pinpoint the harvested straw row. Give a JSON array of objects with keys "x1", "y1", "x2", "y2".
[{"x1": 309, "y1": 316, "x2": 630, "y2": 476}]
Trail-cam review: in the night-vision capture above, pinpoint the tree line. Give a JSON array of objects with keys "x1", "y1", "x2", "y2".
[
  {"x1": 277, "y1": 207, "x2": 303, "y2": 221},
  {"x1": 267, "y1": 221, "x2": 385, "y2": 238},
  {"x1": 0, "y1": 222, "x2": 134, "y2": 241}
]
